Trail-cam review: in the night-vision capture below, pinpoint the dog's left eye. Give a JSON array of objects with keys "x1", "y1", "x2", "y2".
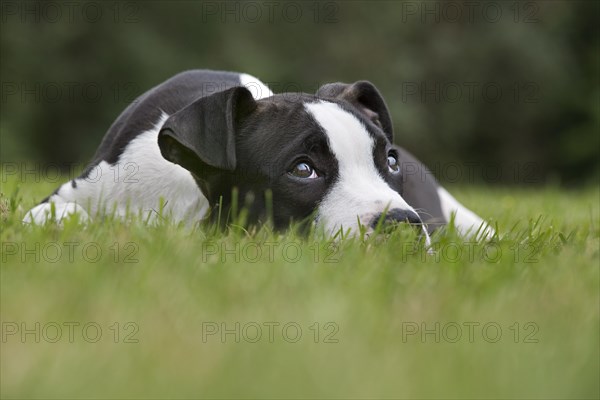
[
  {"x1": 387, "y1": 154, "x2": 400, "y2": 174},
  {"x1": 289, "y1": 162, "x2": 319, "y2": 179}
]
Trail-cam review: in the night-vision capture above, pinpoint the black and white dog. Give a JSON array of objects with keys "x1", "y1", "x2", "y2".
[{"x1": 24, "y1": 70, "x2": 493, "y2": 239}]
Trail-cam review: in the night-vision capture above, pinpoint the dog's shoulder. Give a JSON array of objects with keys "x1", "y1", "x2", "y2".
[{"x1": 92, "y1": 69, "x2": 249, "y2": 165}]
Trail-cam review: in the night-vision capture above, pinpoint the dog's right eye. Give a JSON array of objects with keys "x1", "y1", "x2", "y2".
[{"x1": 289, "y1": 162, "x2": 319, "y2": 179}]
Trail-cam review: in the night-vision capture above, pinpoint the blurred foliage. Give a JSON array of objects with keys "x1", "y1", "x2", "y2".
[{"x1": 1, "y1": 0, "x2": 598, "y2": 185}]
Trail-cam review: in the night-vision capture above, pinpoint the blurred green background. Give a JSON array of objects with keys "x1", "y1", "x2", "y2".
[
  {"x1": 1, "y1": 0, "x2": 598, "y2": 185},
  {"x1": 1, "y1": 3, "x2": 599, "y2": 399}
]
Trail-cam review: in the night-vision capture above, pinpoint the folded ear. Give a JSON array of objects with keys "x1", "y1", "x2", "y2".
[
  {"x1": 316, "y1": 81, "x2": 394, "y2": 142},
  {"x1": 158, "y1": 86, "x2": 256, "y2": 177}
]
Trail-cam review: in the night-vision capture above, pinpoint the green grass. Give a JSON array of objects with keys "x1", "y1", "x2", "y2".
[{"x1": 1, "y1": 170, "x2": 599, "y2": 399}]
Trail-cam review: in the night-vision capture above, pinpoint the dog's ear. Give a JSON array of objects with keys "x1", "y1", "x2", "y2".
[
  {"x1": 316, "y1": 81, "x2": 394, "y2": 141},
  {"x1": 158, "y1": 86, "x2": 256, "y2": 177}
]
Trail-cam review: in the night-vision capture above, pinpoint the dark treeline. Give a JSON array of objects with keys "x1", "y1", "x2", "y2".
[{"x1": 1, "y1": 1, "x2": 598, "y2": 185}]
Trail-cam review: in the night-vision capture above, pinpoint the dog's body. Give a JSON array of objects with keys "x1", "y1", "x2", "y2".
[{"x1": 25, "y1": 70, "x2": 492, "y2": 238}]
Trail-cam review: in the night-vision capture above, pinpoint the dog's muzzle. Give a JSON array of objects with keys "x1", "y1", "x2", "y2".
[{"x1": 370, "y1": 208, "x2": 431, "y2": 246}]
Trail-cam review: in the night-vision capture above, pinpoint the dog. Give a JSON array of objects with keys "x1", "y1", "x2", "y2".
[{"x1": 24, "y1": 70, "x2": 493, "y2": 240}]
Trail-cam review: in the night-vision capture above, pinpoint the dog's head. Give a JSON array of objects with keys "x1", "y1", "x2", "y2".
[{"x1": 158, "y1": 81, "x2": 425, "y2": 237}]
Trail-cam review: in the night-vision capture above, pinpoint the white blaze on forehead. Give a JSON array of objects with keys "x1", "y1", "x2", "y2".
[
  {"x1": 304, "y1": 101, "x2": 417, "y2": 235},
  {"x1": 305, "y1": 101, "x2": 376, "y2": 175}
]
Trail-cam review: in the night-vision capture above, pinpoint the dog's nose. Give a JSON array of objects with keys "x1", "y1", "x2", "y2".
[{"x1": 371, "y1": 208, "x2": 423, "y2": 230}]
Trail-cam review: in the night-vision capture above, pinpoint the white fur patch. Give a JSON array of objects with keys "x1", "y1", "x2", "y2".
[
  {"x1": 24, "y1": 113, "x2": 209, "y2": 225},
  {"x1": 305, "y1": 101, "x2": 427, "y2": 241},
  {"x1": 23, "y1": 202, "x2": 90, "y2": 225},
  {"x1": 239, "y1": 73, "x2": 273, "y2": 100},
  {"x1": 437, "y1": 186, "x2": 495, "y2": 238}
]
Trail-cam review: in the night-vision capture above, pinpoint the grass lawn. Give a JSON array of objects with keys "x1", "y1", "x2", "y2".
[{"x1": 1, "y1": 169, "x2": 599, "y2": 399}]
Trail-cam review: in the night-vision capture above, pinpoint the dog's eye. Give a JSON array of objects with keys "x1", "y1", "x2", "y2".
[
  {"x1": 387, "y1": 154, "x2": 400, "y2": 174},
  {"x1": 289, "y1": 162, "x2": 318, "y2": 179}
]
